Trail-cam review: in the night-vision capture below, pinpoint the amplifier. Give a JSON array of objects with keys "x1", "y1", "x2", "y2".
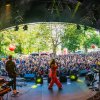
[
  {"x1": 59, "y1": 75, "x2": 67, "y2": 82},
  {"x1": 24, "y1": 74, "x2": 35, "y2": 81}
]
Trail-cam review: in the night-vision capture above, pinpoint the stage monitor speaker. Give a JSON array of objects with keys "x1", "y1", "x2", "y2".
[
  {"x1": 24, "y1": 74, "x2": 35, "y2": 81},
  {"x1": 59, "y1": 75, "x2": 67, "y2": 83},
  {"x1": 79, "y1": 69, "x2": 88, "y2": 76},
  {"x1": 48, "y1": 77, "x2": 51, "y2": 83}
]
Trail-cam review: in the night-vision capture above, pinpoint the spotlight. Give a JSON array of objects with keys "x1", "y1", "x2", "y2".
[
  {"x1": 14, "y1": 25, "x2": 19, "y2": 31},
  {"x1": 5, "y1": 0, "x2": 11, "y2": 7},
  {"x1": 6, "y1": 0, "x2": 11, "y2": 7},
  {"x1": 70, "y1": 74, "x2": 78, "y2": 81},
  {"x1": 35, "y1": 77, "x2": 43, "y2": 84},
  {"x1": 23, "y1": 25, "x2": 28, "y2": 30},
  {"x1": 84, "y1": 25, "x2": 88, "y2": 30},
  {"x1": 37, "y1": 79, "x2": 41, "y2": 83},
  {"x1": 6, "y1": 3, "x2": 11, "y2": 7},
  {"x1": 77, "y1": 24, "x2": 81, "y2": 30}
]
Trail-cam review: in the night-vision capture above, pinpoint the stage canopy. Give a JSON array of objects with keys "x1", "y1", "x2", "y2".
[{"x1": 0, "y1": 0, "x2": 100, "y2": 30}]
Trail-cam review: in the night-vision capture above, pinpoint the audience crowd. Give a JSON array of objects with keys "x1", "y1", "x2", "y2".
[{"x1": 0, "y1": 51, "x2": 100, "y2": 77}]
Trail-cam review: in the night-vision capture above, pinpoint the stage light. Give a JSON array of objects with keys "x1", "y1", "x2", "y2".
[
  {"x1": 70, "y1": 74, "x2": 78, "y2": 81},
  {"x1": 23, "y1": 25, "x2": 28, "y2": 30},
  {"x1": 84, "y1": 26, "x2": 88, "y2": 30},
  {"x1": 6, "y1": 0, "x2": 11, "y2": 7},
  {"x1": 35, "y1": 77, "x2": 43, "y2": 84},
  {"x1": 14, "y1": 25, "x2": 19, "y2": 31},
  {"x1": 70, "y1": 75, "x2": 75, "y2": 79},
  {"x1": 77, "y1": 24, "x2": 81, "y2": 30},
  {"x1": 5, "y1": 0, "x2": 11, "y2": 21},
  {"x1": 6, "y1": 3, "x2": 11, "y2": 7},
  {"x1": 37, "y1": 78, "x2": 41, "y2": 83}
]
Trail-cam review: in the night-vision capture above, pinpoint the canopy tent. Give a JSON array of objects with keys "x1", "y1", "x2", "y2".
[{"x1": 0, "y1": 0, "x2": 100, "y2": 30}]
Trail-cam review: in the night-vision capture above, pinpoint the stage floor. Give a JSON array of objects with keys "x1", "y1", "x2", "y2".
[{"x1": 4, "y1": 77, "x2": 95, "y2": 100}]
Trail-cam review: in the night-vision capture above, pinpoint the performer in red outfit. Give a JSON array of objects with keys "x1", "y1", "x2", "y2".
[{"x1": 48, "y1": 59, "x2": 62, "y2": 90}]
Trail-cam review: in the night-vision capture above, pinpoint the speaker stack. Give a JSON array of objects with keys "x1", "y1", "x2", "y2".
[{"x1": 59, "y1": 75, "x2": 67, "y2": 83}]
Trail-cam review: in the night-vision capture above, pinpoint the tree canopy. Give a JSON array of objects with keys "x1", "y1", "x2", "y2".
[{"x1": 0, "y1": 23, "x2": 100, "y2": 57}]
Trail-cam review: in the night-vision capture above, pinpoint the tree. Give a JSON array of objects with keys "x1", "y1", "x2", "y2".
[
  {"x1": 0, "y1": 30, "x2": 11, "y2": 55},
  {"x1": 34, "y1": 23, "x2": 65, "y2": 57},
  {"x1": 89, "y1": 34, "x2": 100, "y2": 47},
  {"x1": 0, "y1": 23, "x2": 98, "y2": 56},
  {"x1": 84, "y1": 34, "x2": 100, "y2": 49},
  {"x1": 62, "y1": 24, "x2": 83, "y2": 52},
  {"x1": 48, "y1": 23, "x2": 64, "y2": 56},
  {"x1": 82, "y1": 28, "x2": 100, "y2": 52}
]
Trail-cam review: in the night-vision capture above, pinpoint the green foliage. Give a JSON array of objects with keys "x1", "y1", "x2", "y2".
[
  {"x1": 83, "y1": 29, "x2": 100, "y2": 51},
  {"x1": 84, "y1": 34, "x2": 100, "y2": 48},
  {"x1": 62, "y1": 24, "x2": 83, "y2": 52},
  {"x1": 0, "y1": 23, "x2": 99, "y2": 56},
  {"x1": 62, "y1": 24, "x2": 100, "y2": 52}
]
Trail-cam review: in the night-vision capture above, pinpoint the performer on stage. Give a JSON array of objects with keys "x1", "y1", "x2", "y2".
[
  {"x1": 48, "y1": 59, "x2": 62, "y2": 90},
  {"x1": 5, "y1": 55, "x2": 18, "y2": 95}
]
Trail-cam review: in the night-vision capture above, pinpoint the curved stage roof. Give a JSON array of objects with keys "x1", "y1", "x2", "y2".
[{"x1": 0, "y1": 0, "x2": 100, "y2": 29}]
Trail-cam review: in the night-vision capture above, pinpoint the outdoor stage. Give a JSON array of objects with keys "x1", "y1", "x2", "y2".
[{"x1": 3, "y1": 77, "x2": 95, "y2": 100}]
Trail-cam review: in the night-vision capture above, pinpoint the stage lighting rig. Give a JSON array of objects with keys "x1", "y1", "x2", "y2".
[
  {"x1": 14, "y1": 25, "x2": 19, "y2": 31},
  {"x1": 84, "y1": 25, "x2": 88, "y2": 30},
  {"x1": 23, "y1": 25, "x2": 28, "y2": 31},
  {"x1": 77, "y1": 24, "x2": 81, "y2": 30}
]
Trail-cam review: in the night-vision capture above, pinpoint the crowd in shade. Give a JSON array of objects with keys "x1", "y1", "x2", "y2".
[{"x1": 0, "y1": 51, "x2": 100, "y2": 77}]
